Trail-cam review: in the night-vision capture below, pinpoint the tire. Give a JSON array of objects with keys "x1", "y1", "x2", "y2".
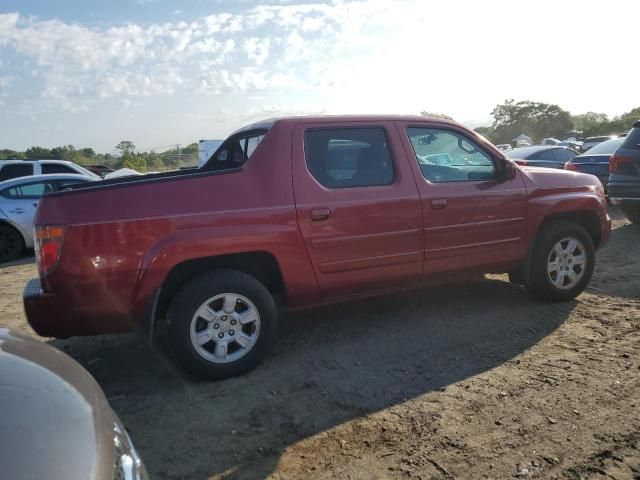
[
  {"x1": 525, "y1": 221, "x2": 595, "y2": 302},
  {"x1": 167, "y1": 269, "x2": 278, "y2": 380},
  {"x1": 0, "y1": 224, "x2": 24, "y2": 263}
]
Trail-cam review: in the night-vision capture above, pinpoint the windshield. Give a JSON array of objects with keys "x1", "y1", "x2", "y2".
[{"x1": 583, "y1": 138, "x2": 624, "y2": 154}]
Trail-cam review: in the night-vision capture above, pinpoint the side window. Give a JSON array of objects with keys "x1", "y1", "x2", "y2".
[
  {"x1": 406, "y1": 128, "x2": 496, "y2": 183},
  {"x1": 553, "y1": 148, "x2": 577, "y2": 162},
  {"x1": 1, "y1": 181, "x2": 54, "y2": 199},
  {"x1": 0, "y1": 163, "x2": 33, "y2": 181},
  {"x1": 42, "y1": 163, "x2": 76, "y2": 174},
  {"x1": 530, "y1": 149, "x2": 558, "y2": 161},
  {"x1": 207, "y1": 132, "x2": 266, "y2": 171},
  {"x1": 305, "y1": 127, "x2": 394, "y2": 188}
]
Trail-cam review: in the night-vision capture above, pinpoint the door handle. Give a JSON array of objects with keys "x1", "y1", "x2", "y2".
[
  {"x1": 431, "y1": 198, "x2": 447, "y2": 210},
  {"x1": 9, "y1": 208, "x2": 25, "y2": 214},
  {"x1": 310, "y1": 208, "x2": 331, "y2": 221}
]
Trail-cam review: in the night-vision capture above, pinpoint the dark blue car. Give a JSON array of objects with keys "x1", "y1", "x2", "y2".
[
  {"x1": 608, "y1": 121, "x2": 640, "y2": 224},
  {"x1": 563, "y1": 137, "x2": 625, "y2": 191}
]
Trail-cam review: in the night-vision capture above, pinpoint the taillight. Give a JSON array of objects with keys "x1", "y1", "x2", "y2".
[
  {"x1": 34, "y1": 226, "x2": 65, "y2": 277},
  {"x1": 609, "y1": 155, "x2": 634, "y2": 173},
  {"x1": 564, "y1": 161, "x2": 577, "y2": 171}
]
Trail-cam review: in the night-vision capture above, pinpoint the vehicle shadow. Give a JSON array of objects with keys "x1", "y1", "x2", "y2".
[
  {"x1": 591, "y1": 222, "x2": 640, "y2": 300},
  {"x1": 0, "y1": 251, "x2": 35, "y2": 269},
  {"x1": 51, "y1": 277, "x2": 577, "y2": 479}
]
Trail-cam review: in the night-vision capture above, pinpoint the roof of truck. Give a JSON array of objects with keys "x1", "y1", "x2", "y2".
[{"x1": 232, "y1": 115, "x2": 461, "y2": 135}]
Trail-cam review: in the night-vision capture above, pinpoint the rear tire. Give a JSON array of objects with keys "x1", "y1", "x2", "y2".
[
  {"x1": 0, "y1": 224, "x2": 24, "y2": 263},
  {"x1": 167, "y1": 269, "x2": 278, "y2": 380},
  {"x1": 526, "y1": 221, "x2": 595, "y2": 302}
]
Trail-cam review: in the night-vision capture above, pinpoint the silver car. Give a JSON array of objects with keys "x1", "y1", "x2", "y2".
[
  {"x1": 0, "y1": 174, "x2": 96, "y2": 262},
  {"x1": 0, "y1": 328, "x2": 148, "y2": 479}
]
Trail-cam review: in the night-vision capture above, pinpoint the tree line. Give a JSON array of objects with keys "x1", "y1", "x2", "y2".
[
  {"x1": 3, "y1": 101, "x2": 639, "y2": 169},
  {"x1": 473, "y1": 100, "x2": 640, "y2": 145},
  {"x1": 0, "y1": 141, "x2": 199, "y2": 172}
]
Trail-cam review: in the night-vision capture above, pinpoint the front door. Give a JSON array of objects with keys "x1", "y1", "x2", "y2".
[
  {"x1": 292, "y1": 122, "x2": 424, "y2": 299},
  {"x1": 0, "y1": 180, "x2": 55, "y2": 240},
  {"x1": 396, "y1": 122, "x2": 528, "y2": 276}
]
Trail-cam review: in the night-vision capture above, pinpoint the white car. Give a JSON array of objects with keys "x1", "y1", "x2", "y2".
[
  {"x1": 0, "y1": 160, "x2": 100, "y2": 181},
  {"x1": 0, "y1": 174, "x2": 97, "y2": 263}
]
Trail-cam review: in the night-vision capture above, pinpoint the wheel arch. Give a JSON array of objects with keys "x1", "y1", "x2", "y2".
[{"x1": 153, "y1": 251, "x2": 287, "y2": 331}]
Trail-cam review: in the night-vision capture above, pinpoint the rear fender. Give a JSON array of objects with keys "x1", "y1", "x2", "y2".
[{"x1": 130, "y1": 223, "x2": 319, "y2": 321}]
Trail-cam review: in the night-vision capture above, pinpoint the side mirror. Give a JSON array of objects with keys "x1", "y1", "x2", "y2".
[{"x1": 502, "y1": 158, "x2": 518, "y2": 181}]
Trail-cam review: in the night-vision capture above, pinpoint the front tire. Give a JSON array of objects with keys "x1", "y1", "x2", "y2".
[
  {"x1": 167, "y1": 270, "x2": 278, "y2": 380},
  {"x1": 526, "y1": 221, "x2": 595, "y2": 302}
]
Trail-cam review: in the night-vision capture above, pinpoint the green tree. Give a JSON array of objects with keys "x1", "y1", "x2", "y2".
[
  {"x1": 122, "y1": 155, "x2": 147, "y2": 172},
  {"x1": 115, "y1": 141, "x2": 136, "y2": 156},
  {"x1": 474, "y1": 126, "x2": 496, "y2": 142},
  {"x1": 25, "y1": 146, "x2": 52, "y2": 159},
  {"x1": 490, "y1": 99, "x2": 573, "y2": 144}
]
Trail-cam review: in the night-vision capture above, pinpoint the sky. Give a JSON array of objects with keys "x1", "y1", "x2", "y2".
[{"x1": 0, "y1": 0, "x2": 638, "y2": 153}]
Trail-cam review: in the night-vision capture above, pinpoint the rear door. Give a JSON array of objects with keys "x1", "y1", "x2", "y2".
[
  {"x1": 396, "y1": 122, "x2": 528, "y2": 276},
  {"x1": 292, "y1": 121, "x2": 424, "y2": 299}
]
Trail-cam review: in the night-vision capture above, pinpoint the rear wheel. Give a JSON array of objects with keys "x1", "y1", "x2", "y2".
[
  {"x1": 0, "y1": 224, "x2": 24, "y2": 263},
  {"x1": 167, "y1": 270, "x2": 278, "y2": 380},
  {"x1": 526, "y1": 221, "x2": 595, "y2": 302}
]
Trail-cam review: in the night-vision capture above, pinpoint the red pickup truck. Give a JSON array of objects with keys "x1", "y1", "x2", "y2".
[{"x1": 24, "y1": 116, "x2": 611, "y2": 379}]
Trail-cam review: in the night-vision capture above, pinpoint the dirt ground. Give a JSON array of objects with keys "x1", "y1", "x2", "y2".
[{"x1": 1, "y1": 209, "x2": 638, "y2": 480}]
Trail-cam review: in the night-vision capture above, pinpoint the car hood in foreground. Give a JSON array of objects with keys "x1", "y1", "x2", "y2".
[{"x1": 0, "y1": 329, "x2": 115, "y2": 480}]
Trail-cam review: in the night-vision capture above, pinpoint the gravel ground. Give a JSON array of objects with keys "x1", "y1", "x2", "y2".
[{"x1": 0, "y1": 209, "x2": 638, "y2": 480}]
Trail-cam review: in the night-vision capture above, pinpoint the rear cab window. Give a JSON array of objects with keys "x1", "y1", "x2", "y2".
[
  {"x1": 304, "y1": 127, "x2": 394, "y2": 188},
  {"x1": 406, "y1": 127, "x2": 496, "y2": 183},
  {"x1": 203, "y1": 131, "x2": 266, "y2": 171}
]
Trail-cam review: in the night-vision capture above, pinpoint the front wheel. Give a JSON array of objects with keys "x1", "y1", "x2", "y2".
[
  {"x1": 526, "y1": 221, "x2": 595, "y2": 302},
  {"x1": 167, "y1": 270, "x2": 278, "y2": 380}
]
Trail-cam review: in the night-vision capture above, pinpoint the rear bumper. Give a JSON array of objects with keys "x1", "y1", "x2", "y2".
[{"x1": 23, "y1": 278, "x2": 135, "y2": 338}]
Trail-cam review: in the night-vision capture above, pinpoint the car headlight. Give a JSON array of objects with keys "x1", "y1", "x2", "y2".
[{"x1": 113, "y1": 421, "x2": 148, "y2": 480}]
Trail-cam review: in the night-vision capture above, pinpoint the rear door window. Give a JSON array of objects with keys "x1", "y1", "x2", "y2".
[
  {"x1": 304, "y1": 127, "x2": 394, "y2": 188},
  {"x1": 1, "y1": 181, "x2": 55, "y2": 199},
  {"x1": 0, "y1": 163, "x2": 33, "y2": 181},
  {"x1": 207, "y1": 132, "x2": 266, "y2": 171}
]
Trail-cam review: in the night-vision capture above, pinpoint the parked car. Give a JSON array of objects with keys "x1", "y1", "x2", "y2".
[
  {"x1": 0, "y1": 328, "x2": 148, "y2": 480},
  {"x1": 0, "y1": 159, "x2": 100, "y2": 181},
  {"x1": 85, "y1": 164, "x2": 115, "y2": 177},
  {"x1": 508, "y1": 145, "x2": 579, "y2": 168},
  {"x1": 495, "y1": 144, "x2": 512, "y2": 151},
  {"x1": 581, "y1": 136, "x2": 615, "y2": 153},
  {"x1": 0, "y1": 174, "x2": 97, "y2": 262},
  {"x1": 541, "y1": 138, "x2": 569, "y2": 146},
  {"x1": 24, "y1": 115, "x2": 611, "y2": 380},
  {"x1": 564, "y1": 137, "x2": 625, "y2": 190},
  {"x1": 608, "y1": 120, "x2": 640, "y2": 223}
]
